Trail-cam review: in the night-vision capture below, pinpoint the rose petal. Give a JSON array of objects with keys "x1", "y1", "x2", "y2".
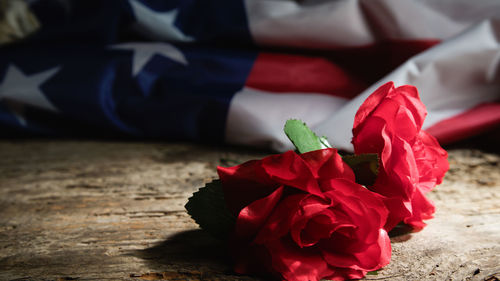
[
  {"x1": 322, "y1": 180, "x2": 388, "y2": 251},
  {"x1": 290, "y1": 200, "x2": 356, "y2": 248},
  {"x1": 325, "y1": 267, "x2": 366, "y2": 281},
  {"x1": 352, "y1": 116, "x2": 387, "y2": 155},
  {"x1": 390, "y1": 85, "x2": 426, "y2": 130},
  {"x1": 392, "y1": 105, "x2": 419, "y2": 142},
  {"x1": 416, "y1": 131, "x2": 449, "y2": 188},
  {"x1": 375, "y1": 135, "x2": 419, "y2": 200},
  {"x1": 261, "y1": 151, "x2": 322, "y2": 196},
  {"x1": 266, "y1": 236, "x2": 335, "y2": 281},
  {"x1": 403, "y1": 188, "x2": 436, "y2": 231},
  {"x1": 353, "y1": 82, "x2": 394, "y2": 130},
  {"x1": 254, "y1": 194, "x2": 308, "y2": 244},
  {"x1": 289, "y1": 197, "x2": 332, "y2": 247},
  {"x1": 381, "y1": 196, "x2": 412, "y2": 231},
  {"x1": 296, "y1": 213, "x2": 351, "y2": 248},
  {"x1": 300, "y1": 148, "x2": 355, "y2": 183},
  {"x1": 299, "y1": 148, "x2": 335, "y2": 177},
  {"x1": 235, "y1": 186, "x2": 284, "y2": 240},
  {"x1": 326, "y1": 179, "x2": 388, "y2": 227},
  {"x1": 322, "y1": 229, "x2": 391, "y2": 271},
  {"x1": 218, "y1": 160, "x2": 279, "y2": 215}
]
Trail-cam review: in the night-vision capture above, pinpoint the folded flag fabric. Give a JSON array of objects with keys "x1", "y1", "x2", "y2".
[{"x1": 0, "y1": 0, "x2": 499, "y2": 152}]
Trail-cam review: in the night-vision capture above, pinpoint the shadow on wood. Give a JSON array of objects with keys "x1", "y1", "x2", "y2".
[
  {"x1": 128, "y1": 230, "x2": 266, "y2": 280},
  {"x1": 132, "y1": 229, "x2": 231, "y2": 268}
]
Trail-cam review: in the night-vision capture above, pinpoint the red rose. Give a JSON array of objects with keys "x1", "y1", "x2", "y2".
[
  {"x1": 218, "y1": 148, "x2": 391, "y2": 281},
  {"x1": 352, "y1": 82, "x2": 449, "y2": 231}
]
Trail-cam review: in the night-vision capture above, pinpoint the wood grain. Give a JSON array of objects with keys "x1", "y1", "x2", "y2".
[{"x1": 0, "y1": 141, "x2": 498, "y2": 281}]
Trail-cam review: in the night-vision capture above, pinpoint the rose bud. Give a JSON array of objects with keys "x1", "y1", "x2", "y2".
[{"x1": 352, "y1": 82, "x2": 449, "y2": 231}]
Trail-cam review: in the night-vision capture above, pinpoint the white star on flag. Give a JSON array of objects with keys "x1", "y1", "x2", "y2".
[
  {"x1": 111, "y1": 42, "x2": 188, "y2": 76},
  {"x1": 0, "y1": 64, "x2": 60, "y2": 125},
  {"x1": 129, "y1": 0, "x2": 194, "y2": 42}
]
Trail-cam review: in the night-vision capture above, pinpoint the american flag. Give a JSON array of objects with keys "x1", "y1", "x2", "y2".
[{"x1": 1, "y1": 0, "x2": 499, "y2": 151}]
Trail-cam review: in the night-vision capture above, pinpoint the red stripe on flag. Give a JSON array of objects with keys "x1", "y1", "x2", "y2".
[
  {"x1": 426, "y1": 102, "x2": 500, "y2": 145},
  {"x1": 324, "y1": 39, "x2": 440, "y2": 83},
  {"x1": 245, "y1": 40, "x2": 439, "y2": 99},
  {"x1": 245, "y1": 53, "x2": 366, "y2": 99}
]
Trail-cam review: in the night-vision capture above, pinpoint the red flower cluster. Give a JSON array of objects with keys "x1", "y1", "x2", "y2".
[
  {"x1": 218, "y1": 149, "x2": 391, "y2": 281},
  {"x1": 215, "y1": 82, "x2": 448, "y2": 281}
]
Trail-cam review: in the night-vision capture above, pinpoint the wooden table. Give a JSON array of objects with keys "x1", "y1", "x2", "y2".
[{"x1": 0, "y1": 141, "x2": 499, "y2": 281}]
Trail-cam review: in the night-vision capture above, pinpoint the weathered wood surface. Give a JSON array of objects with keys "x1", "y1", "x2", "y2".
[{"x1": 0, "y1": 140, "x2": 498, "y2": 281}]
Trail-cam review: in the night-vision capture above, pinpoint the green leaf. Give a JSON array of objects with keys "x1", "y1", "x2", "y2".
[
  {"x1": 342, "y1": 153, "x2": 379, "y2": 186},
  {"x1": 367, "y1": 270, "x2": 379, "y2": 275},
  {"x1": 185, "y1": 180, "x2": 236, "y2": 240},
  {"x1": 284, "y1": 119, "x2": 331, "y2": 153}
]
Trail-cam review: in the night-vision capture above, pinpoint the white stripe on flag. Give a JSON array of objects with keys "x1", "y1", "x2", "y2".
[
  {"x1": 245, "y1": 0, "x2": 373, "y2": 47},
  {"x1": 225, "y1": 87, "x2": 349, "y2": 151},
  {"x1": 245, "y1": 0, "x2": 500, "y2": 48},
  {"x1": 314, "y1": 19, "x2": 500, "y2": 151}
]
